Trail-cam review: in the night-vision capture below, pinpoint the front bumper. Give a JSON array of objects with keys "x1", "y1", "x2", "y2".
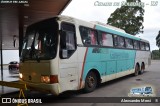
[{"x1": 20, "y1": 80, "x2": 60, "y2": 95}]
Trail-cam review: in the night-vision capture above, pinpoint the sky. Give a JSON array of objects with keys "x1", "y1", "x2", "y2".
[{"x1": 62, "y1": 0, "x2": 160, "y2": 50}]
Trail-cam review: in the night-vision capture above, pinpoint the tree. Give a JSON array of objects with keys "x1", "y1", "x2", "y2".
[
  {"x1": 156, "y1": 31, "x2": 160, "y2": 48},
  {"x1": 107, "y1": 0, "x2": 144, "y2": 35}
]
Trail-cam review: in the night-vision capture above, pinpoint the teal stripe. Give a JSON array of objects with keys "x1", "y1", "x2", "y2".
[
  {"x1": 83, "y1": 48, "x2": 136, "y2": 80},
  {"x1": 95, "y1": 25, "x2": 140, "y2": 40},
  {"x1": 82, "y1": 25, "x2": 137, "y2": 80}
]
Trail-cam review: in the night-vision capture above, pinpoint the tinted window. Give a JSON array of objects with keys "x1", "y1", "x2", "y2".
[
  {"x1": 79, "y1": 26, "x2": 98, "y2": 45},
  {"x1": 61, "y1": 23, "x2": 76, "y2": 51},
  {"x1": 60, "y1": 23, "x2": 76, "y2": 59},
  {"x1": 133, "y1": 40, "x2": 140, "y2": 50},
  {"x1": 146, "y1": 43, "x2": 150, "y2": 51},
  {"x1": 62, "y1": 23, "x2": 75, "y2": 32},
  {"x1": 99, "y1": 31, "x2": 113, "y2": 46},
  {"x1": 125, "y1": 38, "x2": 133, "y2": 49},
  {"x1": 114, "y1": 35, "x2": 125, "y2": 48},
  {"x1": 21, "y1": 19, "x2": 58, "y2": 60},
  {"x1": 140, "y1": 42, "x2": 145, "y2": 50}
]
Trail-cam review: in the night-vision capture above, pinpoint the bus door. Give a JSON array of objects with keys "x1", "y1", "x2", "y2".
[{"x1": 59, "y1": 22, "x2": 78, "y2": 91}]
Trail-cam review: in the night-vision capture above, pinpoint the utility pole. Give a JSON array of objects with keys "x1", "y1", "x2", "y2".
[
  {"x1": 0, "y1": 9, "x2": 4, "y2": 94},
  {"x1": 0, "y1": 11, "x2": 3, "y2": 82}
]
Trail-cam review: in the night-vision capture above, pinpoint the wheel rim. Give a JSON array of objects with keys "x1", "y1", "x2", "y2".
[
  {"x1": 141, "y1": 65, "x2": 144, "y2": 71},
  {"x1": 139, "y1": 63, "x2": 145, "y2": 74},
  {"x1": 135, "y1": 65, "x2": 139, "y2": 75},
  {"x1": 87, "y1": 75, "x2": 95, "y2": 88},
  {"x1": 84, "y1": 72, "x2": 97, "y2": 92}
]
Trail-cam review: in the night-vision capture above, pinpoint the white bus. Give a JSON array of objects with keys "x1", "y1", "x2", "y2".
[{"x1": 19, "y1": 15, "x2": 151, "y2": 95}]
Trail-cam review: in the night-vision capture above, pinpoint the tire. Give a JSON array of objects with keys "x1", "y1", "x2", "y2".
[
  {"x1": 134, "y1": 64, "x2": 139, "y2": 76},
  {"x1": 140, "y1": 63, "x2": 145, "y2": 74},
  {"x1": 84, "y1": 71, "x2": 97, "y2": 93}
]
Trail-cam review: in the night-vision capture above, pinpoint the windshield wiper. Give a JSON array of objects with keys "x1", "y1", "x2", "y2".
[{"x1": 35, "y1": 51, "x2": 40, "y2": 63}]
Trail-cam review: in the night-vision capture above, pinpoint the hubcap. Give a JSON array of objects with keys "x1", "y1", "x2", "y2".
[
  {"x1": 87, "y1": 76, "x2": 95, "y2": 88},
  {"x1": 135, "y1": 66, "x2": 139, "y2": 75}
]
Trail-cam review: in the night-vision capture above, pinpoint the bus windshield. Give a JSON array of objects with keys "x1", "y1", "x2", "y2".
[{"x1": 21, "y1": 18, "x2": 58, "y2": 61}]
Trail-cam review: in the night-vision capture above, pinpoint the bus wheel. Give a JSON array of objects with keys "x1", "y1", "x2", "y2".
[
  {"x1": 140, "y1": 63, "x2": 145, "y2": 74},
  {"x1": 134, "y1": 64, "x2": 139, "y2": 76},
  {"x1": 84, "y1": 71, "x2": 97, "y2": 93}
]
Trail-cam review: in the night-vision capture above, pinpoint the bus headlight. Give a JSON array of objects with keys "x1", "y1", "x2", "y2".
[
  {"x1": 19, "y1": 73, "x2": 23, "y2": 79},
  {"x1": 41, "y1": 76, "x2": 50, "y2": 83},
  {"x1": 41, "y1": 75, "x2": 58, "y2": 84}
]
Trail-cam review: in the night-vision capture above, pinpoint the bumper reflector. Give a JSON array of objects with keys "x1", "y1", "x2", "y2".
[{"x1": 50, "y1": 75, "x2": 58, "y2": 84}]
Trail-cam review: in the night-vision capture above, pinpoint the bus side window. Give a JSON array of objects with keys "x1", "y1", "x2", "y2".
[
  {"x1": 140, "y1": 42, "x2": 145, "y2": 50},
  {"x1": 66, "y1": 32, "x2": 76, "y2": 50},
  {"x1": 133, "y1": 40, "x2": 140, "y2": 50},
  {"x1": 99, "y1": 31, "x2": 113, "y2": 47},
  {"x1": 114, "y1": 35, "x2": 125, "y2": 48},
  {"x1": 145, "y1": 43, "x2": 150, "y2": 51},
  {"x1": 90, "y1": 30, "x2": 98, "y2": 45},
  {"x1": 79, "y1": 26, "x2": 98, "y2": 45},
  {"x1": 113, "y1": 35, "x2": 118, "y2": 47},
  {"x1": 125, "y1": 38, "x2": 133, "y2": 49},
  {"x1": 60, "y1": 23, "x2": 76, "y2": 59}
]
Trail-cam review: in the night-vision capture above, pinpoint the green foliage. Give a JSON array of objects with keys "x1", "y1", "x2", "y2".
[
  {"x1": 107, "y1": 0, "x2": 144, "y2": 35},
  {"x1": 152, "y1": 50, "x2": 160, "y2": 60},
  {"x1": 156, "y1": 31, "x2": 160, "y2": 48}
]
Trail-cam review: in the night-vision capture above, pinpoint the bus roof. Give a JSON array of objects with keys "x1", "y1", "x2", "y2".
[
  {"x1": 57, "y1": 15, "x2": 149, "y2": 43},
  {"x1": 29, "y1": 15, "x2": 149, "y2": 43}
]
